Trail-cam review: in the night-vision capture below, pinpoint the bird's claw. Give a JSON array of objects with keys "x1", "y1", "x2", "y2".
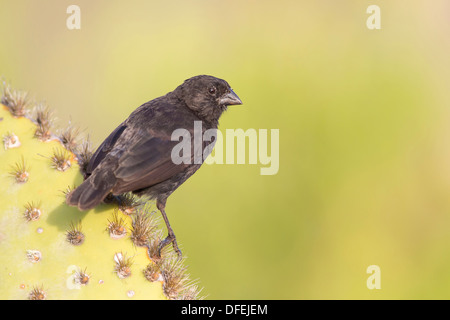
[
  {"x1": 103, "y1": 194, "x2": 122, "y2": 206},
  {"x1": 158, "y1": 233, "x2": 182, "y2": 260}
]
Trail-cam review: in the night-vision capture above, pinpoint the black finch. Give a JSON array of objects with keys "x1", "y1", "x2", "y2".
[{"x1": 66, "y1": 75, "x2": 242, "y2": 257}]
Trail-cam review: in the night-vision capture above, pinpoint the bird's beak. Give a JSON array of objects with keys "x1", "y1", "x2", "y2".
[{"x1": 218, "y1": 89, "x2": 242, "y2": 106}]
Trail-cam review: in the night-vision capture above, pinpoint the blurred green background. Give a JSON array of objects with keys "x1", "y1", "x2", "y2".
[{"x1": 1, "y1": 0, "x2": 450, "y2": 299}]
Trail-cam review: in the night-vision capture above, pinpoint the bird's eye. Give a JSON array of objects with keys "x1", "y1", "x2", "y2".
[{"x1": 208, "y1": 87, "x2": 216, "y2": 95}]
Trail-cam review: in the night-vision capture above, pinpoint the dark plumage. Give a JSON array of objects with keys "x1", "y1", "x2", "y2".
[{"x1": 66, "y1": 75, "x2": 242, "y2": 257}]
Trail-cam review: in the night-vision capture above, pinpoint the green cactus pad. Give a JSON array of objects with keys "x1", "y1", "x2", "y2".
[{"x1": 0, "y1": 102, "x2": 196, "y2": 300}]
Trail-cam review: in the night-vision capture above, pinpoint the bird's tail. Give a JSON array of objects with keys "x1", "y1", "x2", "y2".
[{"x1": 66, "y1": 169, "x2": 116, "y2": 211}]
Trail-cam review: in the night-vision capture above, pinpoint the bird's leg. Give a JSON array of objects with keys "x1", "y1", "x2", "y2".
[{"x1": 157, "y1": 200, "x2": 182, "y2": 259}]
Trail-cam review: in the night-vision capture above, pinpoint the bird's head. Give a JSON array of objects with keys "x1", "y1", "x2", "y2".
[{"x1": 174, "y1": 75, "x2": 242, "y2": 125}]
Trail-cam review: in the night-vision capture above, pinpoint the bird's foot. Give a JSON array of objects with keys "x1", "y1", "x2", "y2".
[
  {"x1": 158, "y1": 232, "x2": 182, "y2": 260},
  {"x1": 103, "y1": 194, "x2": 123, "y2": 206}
]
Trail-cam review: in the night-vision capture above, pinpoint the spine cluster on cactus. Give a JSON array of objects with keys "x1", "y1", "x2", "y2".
[{"x1": 0, "y1": 80, "x2": 201, "y2": 300}]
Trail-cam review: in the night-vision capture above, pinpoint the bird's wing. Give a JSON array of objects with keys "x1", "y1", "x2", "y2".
[
  {"x1": 85, "y1": 99, "x2": 199, "y2": 195},
  {"x1": 85, "y1": 123, "x2": 127, "y2": 175},
  {"x1": 111, "y1": 127, "x2": 192, "y2": 194}
]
